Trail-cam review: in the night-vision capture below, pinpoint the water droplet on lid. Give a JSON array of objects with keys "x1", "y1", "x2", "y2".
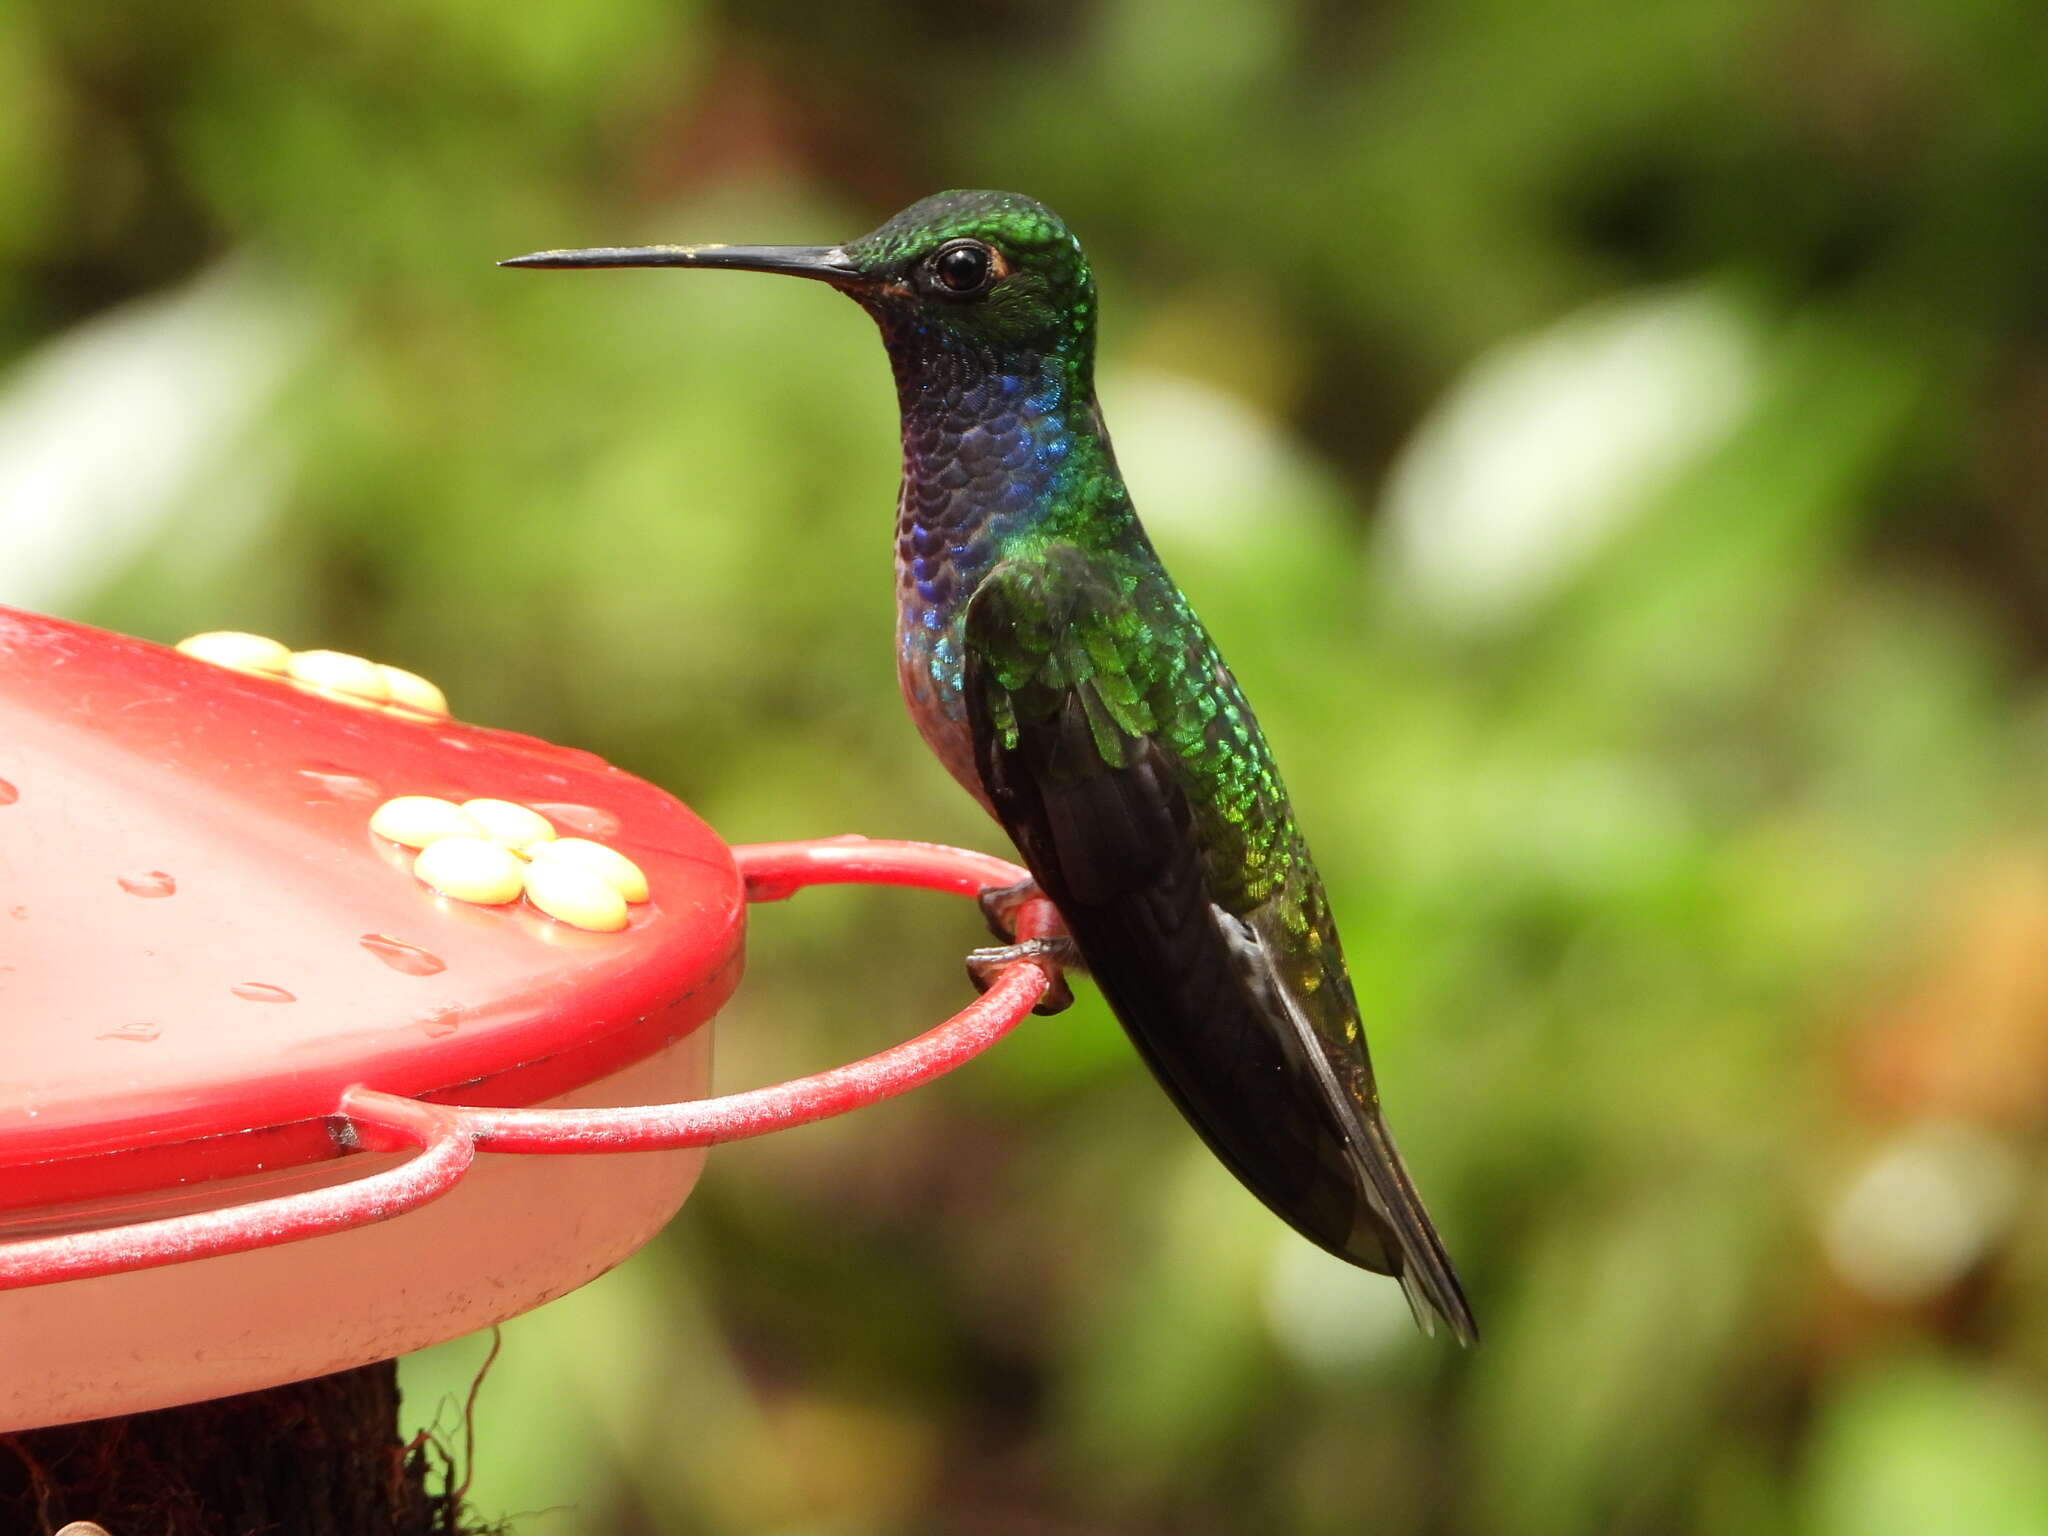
[
  {"x1": 117, "y1": 871, "x2": 177, "y2": 898},
  {"x1": 8, "y1": 906, "x2": 26, "y2": 921},
  {"x1": 296, "y1": 763, "x2": 383, "y2": 802},
  {"x1": 99, "y1": 1023, "x2": 161, "y2": 1043},
  {"x1": 530, "y1": 802, "x2": 622, "y2": 838},
  {"x1": 232, "y1": 982, "x2": 296, "y2": 1003},
  {"x1": 360, "y1": 933, "x2": 446, "y2": 976},
  {"x1": 420, "y1": 1004, "x2": 463, "y2": 1038}
]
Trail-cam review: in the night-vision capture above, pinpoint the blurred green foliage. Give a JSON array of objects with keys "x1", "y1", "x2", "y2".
[{"x1": 9, "y1": 0, "x2": 2048, "y2": 1531}]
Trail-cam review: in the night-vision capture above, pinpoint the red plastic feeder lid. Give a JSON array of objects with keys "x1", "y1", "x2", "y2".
[
  {"x1": 0, "y1": 607, "x2": 745, "y2": 1211},
  {"x1": 0, "y1": 608, "x2": 1061, "y2": 1431}
]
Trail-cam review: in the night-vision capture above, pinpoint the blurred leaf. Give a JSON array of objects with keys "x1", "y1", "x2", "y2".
[{"x1": 1802, "y1": 1355, "x2": 2048, "y2": 1536}]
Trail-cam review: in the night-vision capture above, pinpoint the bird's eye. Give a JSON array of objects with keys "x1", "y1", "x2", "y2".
[{"x1": 930, "y1": 240, "x2": 996, "y2": 296}]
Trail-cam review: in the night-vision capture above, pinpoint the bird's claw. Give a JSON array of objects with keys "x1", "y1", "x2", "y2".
[
  {"x1": 977, "y1": 876, "x2": 1042, "y2": 942},
  {"x1": 966, "y1": 937, "x2": 1079, "y2": 1015},
  {"x1": 973, "y1": 876, "x2": 1077, "y2": 1011}
]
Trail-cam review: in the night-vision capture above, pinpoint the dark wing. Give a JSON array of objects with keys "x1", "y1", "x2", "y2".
[{"x1": 963, "y1": 546, "x2": 1475, "y2": 1342}]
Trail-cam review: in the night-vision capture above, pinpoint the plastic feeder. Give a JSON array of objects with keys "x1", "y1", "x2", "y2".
[{"x1": 0, "y1": 606, "x2": 1059, "y2": 1432}]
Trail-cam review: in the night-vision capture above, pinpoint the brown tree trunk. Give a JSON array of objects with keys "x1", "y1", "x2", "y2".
[{"x1": 0, "y1": 1361, "x2": 467, "y2": 1536}]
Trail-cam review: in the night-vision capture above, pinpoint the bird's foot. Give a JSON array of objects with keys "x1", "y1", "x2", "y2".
[
  {"x1": 977, "y1": 875, "x2": 1043, "y2": 942},
  {"x1": 966, "y1": 936, "x2": 1080, "y2": 1015},
  {"x1": 973, "y1": 876, "x2": 1078, "y2": 1012}
]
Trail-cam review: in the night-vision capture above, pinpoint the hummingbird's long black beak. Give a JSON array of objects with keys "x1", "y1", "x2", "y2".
[{"x1": 498, "y1": 243, "x2": 860, "y2": 284}]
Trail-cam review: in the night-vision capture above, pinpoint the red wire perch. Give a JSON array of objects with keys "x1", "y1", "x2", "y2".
[
  {"x1": 0, "y1": 838, "x2": 1060, "y2": 1291},
  {"x1": 354, "y1": 836, "x2": 1062, "y2": 1151},
  {"x1": 0, "y1": 1096, "x2": 473, "y2": 1290}
]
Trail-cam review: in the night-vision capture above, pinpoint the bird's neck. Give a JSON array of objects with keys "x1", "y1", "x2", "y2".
[{"x1": 880, "y1": 327, "x2": 1131, "y2": 642}]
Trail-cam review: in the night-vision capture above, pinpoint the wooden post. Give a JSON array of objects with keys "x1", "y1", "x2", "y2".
[{"x1": 0, "y1": 1362, "x2": 465, "y2": 1536}]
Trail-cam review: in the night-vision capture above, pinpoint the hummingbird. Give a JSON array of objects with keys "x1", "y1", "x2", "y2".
[{"x1": 504, "y1": 191, "x2": 1476, "y2": 1342}]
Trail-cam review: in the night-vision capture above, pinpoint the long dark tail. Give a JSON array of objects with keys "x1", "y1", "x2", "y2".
[
  {"x1": 1349, "y1": 1107, "x2": 1477, "y2": 1343},
  {"x1": 1062, "y1": 866, "x2": 1479, "y2": 1343}
]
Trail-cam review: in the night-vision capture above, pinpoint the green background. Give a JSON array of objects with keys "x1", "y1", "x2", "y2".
[{"x1": 8, "y1": 1, "x2": 2048, "y2": 1530}]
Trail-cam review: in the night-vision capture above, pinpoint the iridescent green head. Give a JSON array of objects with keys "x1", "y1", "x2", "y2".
[
  {"x1": 502, "y1": 189, "x2": 1095, "y2": 360},
  {"x1": 841, "y1": 190, "x2": 1094, "y2": 354}
]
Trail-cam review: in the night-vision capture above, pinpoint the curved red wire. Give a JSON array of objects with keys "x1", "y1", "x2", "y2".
[
  {"x1": 354, "y1": 837, "x2": 1061, "y2": 1151},
  {"x1": 0, "y1": 838, "x2": 1059, "y2": 1291},
  {"x1": 0, "y1": 1095, "x2": 471, "y2": 1290}
]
